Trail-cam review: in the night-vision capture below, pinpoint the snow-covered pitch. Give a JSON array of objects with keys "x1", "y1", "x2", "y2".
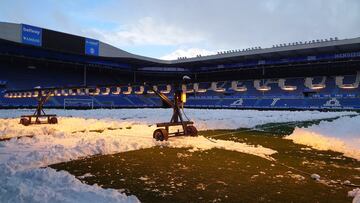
[{"x1": 0, "y1": 109, "x2": 359, "y2": 203}]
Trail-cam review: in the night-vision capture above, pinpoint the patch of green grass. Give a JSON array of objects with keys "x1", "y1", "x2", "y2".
[{"x1": 51, "y1": 118, "x2": 360, "y2": 203}]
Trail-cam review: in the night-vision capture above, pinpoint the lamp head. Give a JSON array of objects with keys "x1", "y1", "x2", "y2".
[{"x1": 182, "y1": 75, "x2": 191, "y2": 84}]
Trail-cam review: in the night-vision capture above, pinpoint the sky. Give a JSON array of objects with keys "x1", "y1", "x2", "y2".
[{"x1": 0, "y1": 0, "x2": 359, "y2": 60}]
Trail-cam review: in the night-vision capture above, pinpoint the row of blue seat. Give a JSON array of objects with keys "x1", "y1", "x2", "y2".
[{"x1": 1, "y1": 94, "x2": 359, "y2": 110}]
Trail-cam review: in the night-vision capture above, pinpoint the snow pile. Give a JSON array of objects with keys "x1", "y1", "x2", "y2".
[
  {"x1": 0, "y1": 118, "x2": 276, "y2": 171},
  {"x1": 286, "y1": 116, "x2": 360, "y2": 160},
  {"x1": 0, "y1": 108, "x2": 290, "y2": 203},
  {"x1": 0, "y1": 166, "x2": 139, "y2": 203},
  {"x1": 348, "y1": 188, "x2": 360, "y2": 203},
  {"x1": 0, "y1": 117, "x2": 135, "y2": 139},
  {"x1": 0, "y1": 109, "x2": 357, "y2": 202},
  {"x1": 0, "y1": 108, "x2": 355, "y2": 130}
]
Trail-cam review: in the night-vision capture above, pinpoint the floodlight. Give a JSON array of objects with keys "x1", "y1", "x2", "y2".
[
  {"x1": 123, "y1": 86, "x2": 132, "y2": 95},
  {"x1": 68, "y1": 89, "x2": 76, "y2": 96},
  {"x1": 101, "y1": 87, "x2": 110, "y2": 95},
  {"x1": 94, "y1": 88, "x2": 100, "y2": 95},
  {"x1": 183, "y1": 75, "x2": 191, "y2": 81},
  {"x1": 135, "y1": 86, "x2": 145, "y2": 94},
  {"x1": 76, "y1": 88, "x2": 85, "y2": 95},
  {"x1": 55, "y1": 90, "x2": 61, "y2": 96},
  {"x1": 32, "y1": 91, "x2": 39, "y2": 97},
  {"x1": 61, "y1": 89, "x2": 69, "y2": 96}
]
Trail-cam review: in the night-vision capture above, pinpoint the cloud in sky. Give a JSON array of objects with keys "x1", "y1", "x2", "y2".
[
  {"x1": 120, "y1": 0, "x2": 360, "y2": 48},
  {"x1": 160, "y1": 48, "x2": 217, "y2": 60},
  {"x1": 0, "y1": 0, "x2": 360, "y2": 59},
  {"x1": 85, "y1": 17, "x2": 206, "y2": 47}
]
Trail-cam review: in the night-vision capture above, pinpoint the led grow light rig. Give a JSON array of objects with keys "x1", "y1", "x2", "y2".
[
  {"x1": 149, "y1": 75, "x2": 198, "y2": 141},
  {"x1": 3, "y1": 76, "x2": 197, "y2": 141}
]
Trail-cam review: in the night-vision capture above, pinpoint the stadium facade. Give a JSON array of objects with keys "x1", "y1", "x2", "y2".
[{"x1": 0, "y1": 22, "x2": 360, "y2": 110}]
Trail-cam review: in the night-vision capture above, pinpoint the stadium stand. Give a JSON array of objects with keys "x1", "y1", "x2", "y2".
[{"x1": 0, "y1": 22, "x2": 360, "y2": 110}]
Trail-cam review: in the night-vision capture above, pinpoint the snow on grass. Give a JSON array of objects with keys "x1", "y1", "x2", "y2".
[
  {"x1": 163, "y1": 136, "x2": 276, "y2": 160},
  {"x1": 0, "y1": 117, "x2": 276, "y2": 171},
  {"x1": 0, "y1": 108, "x2": 357, "y2": 202},
  {"x1": 286, "y1": 115, "x2": 360, "y2": 161},
  {"x1": 0, "y1": 108, "x2": 356, "y2": 129},
  {"x1": 349, "y1": 188, "x2": 360, "y2": 203},
  {"x1": 0, "y1": 166, "x2": 139, "y2": 203}
]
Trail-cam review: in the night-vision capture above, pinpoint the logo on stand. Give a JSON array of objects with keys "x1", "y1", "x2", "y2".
[
  {"x1": 21, "y1": 24, "x2": 42, "y2": 46},
  {"x1": 85, "y1": 38, "x2": 99, "y2": 56}
]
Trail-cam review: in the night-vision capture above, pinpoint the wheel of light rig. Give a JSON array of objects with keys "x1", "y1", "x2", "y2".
[
  {"x1": 20, "y1": 118, "x2": 30, "y2": 126},
  {"x1": 185, "y1": 125, "x2": 198, "y2": 137},
  {"x1": 49, "y1": 117, "x2": 58, "y2": 124},
  {"x1": 153, "y1": 129, "x2": 169, "y2": 141}
]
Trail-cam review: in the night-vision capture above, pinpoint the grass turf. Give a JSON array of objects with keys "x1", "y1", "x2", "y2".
[{"x1": 51, "y1": 118, "x2": 360, "y2": 203}]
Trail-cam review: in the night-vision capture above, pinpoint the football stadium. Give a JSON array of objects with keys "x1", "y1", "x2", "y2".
[
  {"x1": 1, "y1": 22, "x2": 360, "y2": 110},
  {"x1": 0, "y1": 12, "x2": 359, "y2": 203}
]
